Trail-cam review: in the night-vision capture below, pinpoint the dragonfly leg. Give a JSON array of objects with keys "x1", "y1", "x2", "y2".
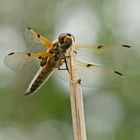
[
  {"x1": 64, "y1": 56, "x2": 69, "y2": 72},
  {"x1": 73, "y1": 50, "x2": 77, "y2": 54},
  {"x1": 58, "y1": 53, "x2": 70, "y2": 72}
]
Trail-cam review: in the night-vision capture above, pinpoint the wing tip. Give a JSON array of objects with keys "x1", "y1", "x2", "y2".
[
  {"x1": 114, "y1": 70, "x2": 123, "y2": 76},
  {"x1": 8, "y1": 52, "x2": 15, "y2": 56},
  {"x1": 122, "y1": 45, "x2": 131, "y2": 48}
]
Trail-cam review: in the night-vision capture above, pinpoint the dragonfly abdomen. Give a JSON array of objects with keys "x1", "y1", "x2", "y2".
[{"x1": 25, "y1": 64, "x2": 55, "y2": 95}]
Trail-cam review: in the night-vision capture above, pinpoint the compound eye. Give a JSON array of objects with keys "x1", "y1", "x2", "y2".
[
  {"x1": 58, "y1": 33, "x2": 67, "y2": 44},
  {"x1": 67, "y1": 33, "x2": 72, "y2": 36},
  {"x1": 58, "y1": 33, "x2": 73, "y2": 44},
  {"x1": 66, "y1": 33, "x2": 75, "y2": 42}
]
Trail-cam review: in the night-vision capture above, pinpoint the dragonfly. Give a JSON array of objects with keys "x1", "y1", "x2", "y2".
[{"x1": 4, "y1": 27, "x2": 133, "y2": 95}]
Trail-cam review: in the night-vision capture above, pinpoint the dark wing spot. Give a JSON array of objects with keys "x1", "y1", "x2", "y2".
[
  {"x1": 97, "y1": 46, "x2": 103, "y2": 49},
  {"x1": 87, "y1": 64, "x2": 93, "y2": 67},
  {"x1": 38, "y1": 56, "x2": 42, "y2": 59},
  {"x1": 114, "y1": 70, "x2": 123, "y2": 76},
  {"x1": 27, "y1": 53, "x2": 31, "y2": 56},
  {"x1": 37, "y1": 34, "x2": 40, "y2": 38},
  {"x1": 122, "y1": 45, "x2": 131, "y2": 48},
  {"x1": 8, "y1": 52, "x2": 15, "y2": 55},
  {"x1": 27, "y1": 27, "x2": 31, "y2": 30}
]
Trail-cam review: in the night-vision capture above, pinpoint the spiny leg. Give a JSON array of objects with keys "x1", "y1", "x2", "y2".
[{"x1": 58, "y1": 53, "x2": 70, "y2": 72}]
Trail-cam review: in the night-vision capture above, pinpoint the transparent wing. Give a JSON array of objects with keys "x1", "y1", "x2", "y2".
[
  {"x1": 4, "y1": 52, "x2": 41, "y2": 75},
  {"x1": 76, "y1": 59, "x2": 125, "y2": 88},
  {"x1": 54, "y1": 58, "x2": 125, "y2": 88},
  {"x1": 24, "y1": 28, "x2": 52, "y2": 53},
  {"x1": 75, "y1": 44, "x2": 136, "y2": 64}
]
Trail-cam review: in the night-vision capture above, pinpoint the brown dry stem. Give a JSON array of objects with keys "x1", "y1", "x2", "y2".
[{"x1": 67, "y1": 45, "x2": 87, "y2": 140}]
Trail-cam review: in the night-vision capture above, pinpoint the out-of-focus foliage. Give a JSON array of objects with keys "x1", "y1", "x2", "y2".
[{"x1": 0, "y1": 0, "x2": 139, "y2": 140}]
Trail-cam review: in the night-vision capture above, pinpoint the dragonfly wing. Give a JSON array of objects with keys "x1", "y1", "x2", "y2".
[
  {"x1": 76, "y1": 58, "x2": 125, "y2": 88},
  {"x1": 24, "y1": 28, "x2": 52, "y2": 53},
  {"x1": 75, "y1": 44, "x2": 136, "y2": 64},
  {"x1": 4, "y1": 52, "x2": 41, "y2": 75},
  {"x1": 54, "y1": 58, "x2": 125, "y2": 88}
]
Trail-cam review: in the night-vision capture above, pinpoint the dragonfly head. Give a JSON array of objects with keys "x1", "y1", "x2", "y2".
[{"x1": 58, "y1": 33, "x2": 75, "y2": 51}]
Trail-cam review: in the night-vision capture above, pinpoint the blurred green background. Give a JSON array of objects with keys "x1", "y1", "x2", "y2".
[{"x1": 0, "y1": 0, "x2": 140, "y2": 140}]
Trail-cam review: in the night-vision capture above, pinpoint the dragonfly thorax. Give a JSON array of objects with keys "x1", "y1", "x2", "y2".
[{"x1": 48, "y1": 33, "x2": 75, "y2": 60}]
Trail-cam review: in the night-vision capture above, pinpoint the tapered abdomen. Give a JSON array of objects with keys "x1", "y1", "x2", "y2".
[{"x1": 25, "y1": 62, "x2": 56, "y2": 95}]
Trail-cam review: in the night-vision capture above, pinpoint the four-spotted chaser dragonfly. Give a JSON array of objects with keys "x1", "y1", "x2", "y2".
[{"x1": 4, "y1": 28, "x2": 133, "y2": 95}]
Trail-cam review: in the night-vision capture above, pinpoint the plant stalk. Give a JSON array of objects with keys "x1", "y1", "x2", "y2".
[{"x1": 67, "y1": 45, "x2": 87, "y2": 140}]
